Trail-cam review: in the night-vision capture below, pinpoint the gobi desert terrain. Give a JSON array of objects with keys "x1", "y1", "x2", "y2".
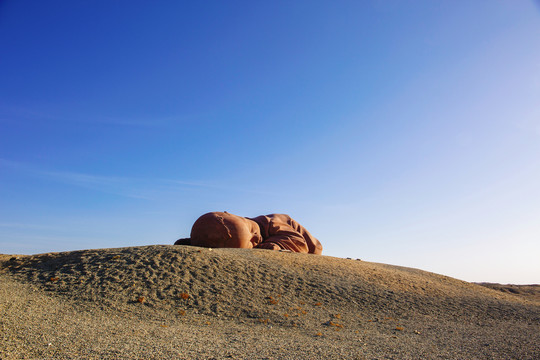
[{"x1": 1, "y1": 245, "x2": 538, "y2": 359}]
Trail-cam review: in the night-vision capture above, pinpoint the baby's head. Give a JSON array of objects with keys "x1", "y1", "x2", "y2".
[{"x1": 190, "y1": 212, "x2": 262, "y2": 249}]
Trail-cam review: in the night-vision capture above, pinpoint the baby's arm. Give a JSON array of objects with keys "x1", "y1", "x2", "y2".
[
  {"x1": 255, "y1": 227, "x2": 309, "y2": 253},
  {"x1": 256, "y1": 242, "x2": 281, "y2": 250}
]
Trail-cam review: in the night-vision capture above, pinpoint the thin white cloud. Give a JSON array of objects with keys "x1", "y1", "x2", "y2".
[
  {"x1": 0, "y1": 159, "x2": 268, "y2": 199},
  {"x1": 0, "y1": 103, "x2": 215, "y2": 128},
  {"x1": 0, "y1": 223, "x2": 60, "y2": 230},
  {"x1": 92, "y1": 112, "x2": 214, "y2": 127},
  {"x1": 160, "y1": 178, "x2": 273, "y2": 195}
]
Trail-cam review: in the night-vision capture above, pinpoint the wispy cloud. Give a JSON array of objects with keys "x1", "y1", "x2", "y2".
[
  {"x1": 0, "y1": 102, "x2": 215, "y2": 128},
  {"x1": 160, "y1": 178, "x2": 272, "y2": 195},
  {"x1": 0, "y1": 222, "x2": 61, "y2": 230},
  {"x1": 92, "y1": 112, "x2": 215, "y2": 127},
  {"x1": 38, "y1": 169, "x2": 150, "y2": 198},
  {"x1": 0, "y1": 159, "x2": 268, "y2": 199}
]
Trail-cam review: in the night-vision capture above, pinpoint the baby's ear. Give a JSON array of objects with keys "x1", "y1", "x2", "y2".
[{"x1": 174, "y1": 238, "x2": 191, "y2": 245}]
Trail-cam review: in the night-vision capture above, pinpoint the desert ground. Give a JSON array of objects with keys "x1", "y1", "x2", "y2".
[{"x1": 1, "y1": 245, "x2": 539, "y2": 359}]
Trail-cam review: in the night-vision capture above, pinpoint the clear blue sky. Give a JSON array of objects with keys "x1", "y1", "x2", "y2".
[{"x1": 1, "y1": 1, "x2": 539, "y2": 284}]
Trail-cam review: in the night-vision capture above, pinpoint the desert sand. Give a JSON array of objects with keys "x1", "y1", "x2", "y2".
[{"x1": 1, "y1": 245, "x2": 538, "y2": 359}]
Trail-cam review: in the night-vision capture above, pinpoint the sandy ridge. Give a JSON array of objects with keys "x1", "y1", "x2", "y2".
[{"x1": 1, "y1": 245, "x2": 539, "y2": 359}]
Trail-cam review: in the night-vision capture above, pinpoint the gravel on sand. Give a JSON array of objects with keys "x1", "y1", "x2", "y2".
[{"x1": 1, "y1": 245, "x2": 538, "y2": 359}]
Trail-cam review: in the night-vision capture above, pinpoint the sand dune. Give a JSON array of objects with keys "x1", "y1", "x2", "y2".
[{"x1": 1, "y1": 245, "x2": 539, "y2": 359}]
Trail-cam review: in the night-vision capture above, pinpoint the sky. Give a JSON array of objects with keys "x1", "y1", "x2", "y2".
[{"x1": 1, "y1": 1, "x2": 539, "y2": 284}]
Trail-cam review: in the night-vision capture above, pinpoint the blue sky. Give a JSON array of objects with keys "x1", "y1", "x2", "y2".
[{"x1": 1, "y1": 1, "x2": 539, "y2": 284}]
